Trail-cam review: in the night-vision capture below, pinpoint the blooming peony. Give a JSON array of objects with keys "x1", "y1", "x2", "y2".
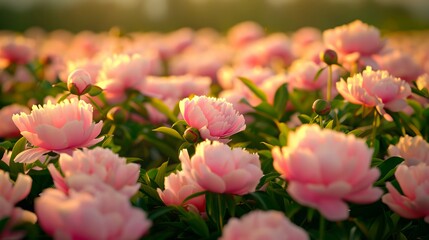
[
  {"x1": 157, "y1": 171, "x2": 206, "y2": 213},
  {"x1": 48, "y1": 147, "x2": 140, "y2": 198},
  {"x1": 382, "y1": 163, "x2": 429, "y2": 223},
  {"x1": 35, "y1": 188, "x2": 151, "y2": 240},
  {"x1": 12, "y1": 98, "x2": 103, "y2": 163},
  {"x1": 0, "y1": 104, "x2": 30, "y2": 138},
  {"x1": 336, "y1": 66, "x2": 411, "y2": 121},
  {"x1": 179, "y1": 95, "x2": 246, "y2": 142},
  {"x1": 220, "y1": 210, "x2": 309, "y2": 240},
  {"x1": 180, "y1": 140, "x2": 262, "y2": 195},
  {"x1": 272, "y1": 125, "x2": 382, "y2": 221},
  {"x1": 388, "y1": 135, "x2": 429, "y2": 166},
  {"x1": 227, "y1": 21, "x2": 265, "y2": 48}
]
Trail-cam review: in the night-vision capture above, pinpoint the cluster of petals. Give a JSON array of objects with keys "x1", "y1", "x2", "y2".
[
  {"x1": 0, "y1": 170, "x2": 37, "y2": 239},
  {"x1": 12, "y1": 98, "x2": 104, "y2": 163},
  {"x1": 144, "y1": 75, "x2": 211, "y2": 100},
  {"x1": 226, "y1": 21, "x2": 265, "y2": 48},
  {"x1": 388, "y1": 135, "x2": 429, "y2": 166},
  {"x1": 179, "y1": 95, "x2": 246, "y2": 142},
  {"x1": 374, "y1": 50, "x2": 423, "y2": 83},
  {"x1": 382, "y1": 163, "x2": 429, "y2": 223},
  {"x1": 48, "y1": 147, "x2": 141, "y2": 198},
  {"x1": 220, "y1": 210, "x2": 309, "y2": 240},
  {"x1": 67, "y1": 68, "x2": 93, "y2": 95},
  {"x1": 179, "y1": 140, "x2": 262, "y2": 195},
  {"x1": 35, "y1": 188, "x2": 151, "y2": 240},
  {"x1": 0, "y1": 104, "x2": 30, "y2": 138},
  {"x1": 0, "y1": 36, "x2": 35, "y2": 66},
  {"x1": 336, "y1": 66, "x2": 411, "y2": 121},
  {"x1": 157, "y1": 171, "x2": 206, "y2": 213},
  {"x1": 272, "y1": 125, "x2": 382, "y2": 221}
]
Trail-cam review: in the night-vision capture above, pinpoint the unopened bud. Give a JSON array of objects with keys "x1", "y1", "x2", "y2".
[
  {"x1": 320, "y1": 49, "x2": 338, "y2": 66},
  {"x1": 312, "y1": 99, "x2": 331, "y2": 116},
  {"x1": 183, "y1": 127, "x2": 201, "y2": 143},
  {"x1": 67, "y1": 69, "x2": 92, "y2": 95},
  {"x1": 107, "y1": 106, "x2": 128, "y2": 124}
]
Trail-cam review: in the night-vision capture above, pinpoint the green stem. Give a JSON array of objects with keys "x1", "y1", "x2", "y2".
[
  {"x1": 371, "y1": 110, "x2": 380, "y2": 147},
  {"x1": 327, "y1": 65, "x2": 333, "y2": 101},
  {"x1": 217, "y1": 193, "x2": 224, "y2": 231},
  {"x1": 319, "y1": 215, "x2": 326, "y2": 240}
]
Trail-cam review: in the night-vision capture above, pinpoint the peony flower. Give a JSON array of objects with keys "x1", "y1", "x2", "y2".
[
  {"x1": 179, "y1": 140, "x2": 262, "y2": 195},
  {"x1": 48, "y1": 147, "x2": 140, "y2": 198},
  {"x1": 0, "y1": 170, "x2": 37, "y2": 240},
  {"x1": 179, "y1": 95, "x2": 246, "y2": 142},
  {"x1": 220, "y1": 210, "x2": 309, "y2": 240},
  {"x1": 12, "y1": 98, "x2": 103, "y2": 163},
  {"x1": 35, "y1": 188, "x2": 151, "y2": 240},
  {"x1": 387, "y1": 135, "x2": 429, "y2": 166},
  {"x1": 374, "y1": 50, "x2": 423, "y2": 83},
  {"x1": 0, "y1": 104, "x2": 30, "y2": 138},
  {"x1": 382, "y1": 163, "x2": 429, "y2": 223},
  {"x1": 272, "y1": 125, "x2": 382, "y2": 221},
  {"x1": 227, "y1": 21, "x2": 265, "y2": 48},
  {"x1": 67, "y1": 68, "x2": 93, "y2": 95},
  {"x1": 157, "y1": 171, "x2": 206, "y2": 213},
  {"x1": 336, "y1": 66, "x2": 411, "y2": 121},
  {"x1": 0, "y1": 36, "x2": 35, "y2": 67}
]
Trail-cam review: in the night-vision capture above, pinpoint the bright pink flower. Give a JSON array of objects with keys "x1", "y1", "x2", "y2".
[
  {"x1": 48, "y1": 147, "x2": 140, "y2": 198},
  {"x1": 382, "y1": 163, "x2": 429, "y2": 223},
  {"x1": 35, "y1": 188, "x2": 152, "y2": 240},
  {"x1": 67, "y1": 69, "x2": 93, "y2": 95},
  {"x1": 12, "y1": 99, "x2": 103, "y2": 163},
  {"x1": 336, "y1": 66, "x2": 411, "y2": 121},
  {"x1": 0, "y1": 104, "x2": 30, "y2": 138},
  {"x1": 179, "y1": 96, "x2": 246, "y2": 142},
  {"x1": 227, "y1": 21, "x2": 265, "y2": 48},
  {"x1": 220, "y1": 210, "x2": 309, "y2": 240},
  {"x1": 272, "y1": 125, "x2": 382, "y2": 221},
  {"x1": 374, "y1": 50, "x2": 423, "y2": 83},
  {"x1": 388, "y1": 135, "x2": 429, "y2": 166},
  {"x1": 180, "y1": 140, "x2": 262, "y2": 195},
  {"x1": 157, "y1": 171, "x2": 206, "y2": 213}
]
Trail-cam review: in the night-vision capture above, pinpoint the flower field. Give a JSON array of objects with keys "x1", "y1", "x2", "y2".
[{"x1": 1, "y1": 19, "x2": 429, "y2": 239}]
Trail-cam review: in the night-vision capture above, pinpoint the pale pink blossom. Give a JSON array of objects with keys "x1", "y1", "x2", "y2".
[
  {"x1": 48, "y1": 147, "x2": 140, "y2": 198},
  {"x1": 220, "y1": 210, "x2": 309, "y2": 240},
  {"x1": 157, "y1": 171, "x2": 206, "y2": 213},
  {"x1": 12, "y1": 99, "x2": 103, "y2": 163},
  {"x1": 35, "y1": 188, "x2": 151, "y2": 240},
  {"x1": 67, "y1": 69, "x2": 92, "y2": 95},
  {"x1": 179, "y1": 96, "x2": 246, "y2": 142},
  {"x1": 227, "y1": 21, "x2": 265, "y2": 48},
  {"x1": 336, "y1": 66, "x2": 411, "y2": 121},
  {"x1": 158, "y1": 27, "x2": 194, "y2": 59},
  {"x1": 382, "y1": 163, "x2": 429, "y2": 223},
  {"x1": 374, "y1": 50, "x2": 423, "y2": 83},
  {"x1": 216, "y1": 65, "x2": 275, "y2": 90},
  {"x1": 0, "y1": 36, "x2": 35, "y2": 67},
  {"x1": 180, "y1": 140, "x2": 262, "y2": 195},
  {"x1": 272, "y1": 125, "x2": 382, "y2": 221},
  {"x1": 388, "y1": 135, "x2": 429, "y2": 166},
  {"x1": 0, "y1": 104, "x2": 30, "y2": 138},
  {"x1": 292, "y1": 27, "x2": 322, "y2": 58},
  {"x1": 60, "y1": 58, "x2": 101, "y2": 84}
]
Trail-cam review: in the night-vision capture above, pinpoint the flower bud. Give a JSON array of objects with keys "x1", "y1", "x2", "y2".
[
  {"x1": 67, "y1": 69, "x2": 92, "y2": 95},
  {"x1": 312, "y1": 99, "x2": 331, "y2": 116},
  {"x1": 183, "y1": 127, "x2": 201, "y2": 143},
  {"x1": 107, "y1": 106, "x2": 128, "y2": 124},
  {"x1": 320, "y1": 49, "x2": 338, "y2": 66}
]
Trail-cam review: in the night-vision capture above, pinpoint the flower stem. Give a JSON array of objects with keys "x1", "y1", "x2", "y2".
[
  {"x1": 319, "y1": 215, "x2": 326, "y2": 240},
  {"x1": 371, "y1": 110, "x2": 380, "y2": 147},
  {"x1": 327, "y1": 65, "x2": 333, "y2": 102}
]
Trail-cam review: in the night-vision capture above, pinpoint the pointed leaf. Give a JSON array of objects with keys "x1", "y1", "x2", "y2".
[
  {"x1": 10, "y1": 137, "x2": 26, "y2": 176},
  {"x1": 148, "y1": 97, "x2": 178, "y2": 122},
  {"x1": 88, "y1": 85, "x2": 103, "y2": 96},
  {"x1": 155, "y1": 161, "x2": 169, "y2": 189},
  {"x1": 238, "y1": 77, "x2": 267, "y2": 102},
  {"x1": 153, "y1": 127, "x2": 184, "y2": 140},
  {"x1": 273, "y1": 83, "x2": 289, "y2": 119}
]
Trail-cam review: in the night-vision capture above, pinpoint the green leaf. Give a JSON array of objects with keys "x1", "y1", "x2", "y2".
[
  {"x1": 375, "y1": 156, "x2": 403, "y2": 184},
  {"x1": 148, "y1": 206, "x2": 175, "y2": 220},
  {"x1": 0, "y1": 141, "x2": 13, "y2": 149},
  {"x1": 181, "y1": 211, "x2": 210, "y2": 238},
  {"x1": 276, "y1": 122, "x2": 288, "y2": 146},
  {"x1": 88, "y1": 85, "x2": 103, "y2": 96},
  {"x1": 273, "y1": 83, "x2": 289, "y2": 119},
  {"x1": 140, "y1": 184, "x2": 162, "y2": 202},
  {"x1": 155, "y1": 161, "x2": 169, "y2": 189},
  {"x1": 205, "y1": 192, "x2": 227, "y2": 231},
  {"x1": 238, "y1": 77, "x2": 268, "y2": 102},
  {"x1": 298, "y1": 114, "x2": 312, "y2": 124},
  {"x1": 9, "y1": 137, "x2": 26, "y2": 176},
  {"x1": 153, "y1": 126, "x2": 184, "y2": 140},
  {"x1": 241, "y1": 98, "x2": 277, "y2": 119},
  {"x1": 148, "y1": 97, "x2": 178, "y2": 122},
  {"x1": 313, "y1": 67, "x2": 327, "y2": 82}
]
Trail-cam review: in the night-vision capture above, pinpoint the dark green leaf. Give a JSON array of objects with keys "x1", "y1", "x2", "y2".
[
  {"x1": 0, "y1": 141, "x2": 13, "y2": 149},
  {"x1": 238, "y1": 77, "x2": 268, "y2": 102},
  {"x1": 273, "y1": 83, "x2": 289, "y2": 119},
  {"x1": 153, "y1": 126, "x2": 184, "y2": 140},
  {"x1": 9, "y1": 137, "x2": 26, "y2": 176},
  {"x1": 88, "y1": 85, "x2": 103, "y2": 96},
  {"x1": 140, "y1": 184, "x2": 162, "y2": 202},
  {"x1": 155, "y1": 161, "x2": 169, "y2": 189}
]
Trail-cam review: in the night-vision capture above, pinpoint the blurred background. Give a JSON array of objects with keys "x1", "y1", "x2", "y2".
[{"x1": 0, "y1": 0, "x2": 429, "y2": 33}]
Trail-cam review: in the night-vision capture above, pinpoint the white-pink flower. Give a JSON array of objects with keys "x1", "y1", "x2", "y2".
[
  {"x1": 12, "y1": 98, "x2": 103, "y2": 163},
  {"x1": 179, "y1": 96, "x2": 246, "y2": 142},
  {"x1": 388, "y1": 135, "x2": 429, "y2": 166},
  {"x1": 157, "y1": 171, "x2": 206, "y2": 213},
  {"x1": 272, "y1": 125, "x2": 382, "y2": 221},
  {"x1": 180, "y1": 140, "x2": 262, "y2": 195},
  {"x1": 336, "y1": 66, "x2": 411, "y2": 121},
  {"x1": 48, "y1": 147, "x2": 140, "y2": 198},
  {"x1": 382, "y1": 163, "x2": 429, "y2": 223},
  {"x1": 220, "y1": 210, "x2": 308, "y2": 240},
  {"x1": 35, "y1": 188, "x2": 151, "y2": 240}
]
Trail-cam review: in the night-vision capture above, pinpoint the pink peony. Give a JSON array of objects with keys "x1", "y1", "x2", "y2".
[
  {"x1": 220, "y1": 210, "x2": 309, "y2": 240},
  {"x1": 12, "y1": 98, "x2": 103, "y2": 163},
  {"x1": 48, "y1": 147, "x2": 140, "y2": 198},
  {"x1": 179, "y1": 96, "x2": 246, "y2": 142},
  {"x1": 35, "y1": 188, "x2": 151, "y2": 240},
  {"x1": 336, "y1": 66, "x2": 411, "y2": 121},
  {"x1": 382, "y1": 163, "x2": 429, "y2": 223},
  {"x1": 388, "y1": 135, "x2": 429, "y2": 166},
  {"x1": 179, "y1": 140, "x2": 262, "y2": 195},
  {"x1": 0, "y1": 36, "x2": 35, "y2": 66},
  {"x1": 374, "y1": 50, "x2": 423, "y2": 83},
  {"x1": 272, "y1": 125, "x2": 382, "y2": 221},
  {"x1": 0, "y1": 104, "x2": 30, "y2": 138},
  {"x1": 67, "y1": 68, "x2": 93, "y2": 95},
  {"x1": 227, "y1": 21, "x2": 265, "y2": 48},
  {"x1": 157, "y1": 171, "x2": 206, "y2": 213}
]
